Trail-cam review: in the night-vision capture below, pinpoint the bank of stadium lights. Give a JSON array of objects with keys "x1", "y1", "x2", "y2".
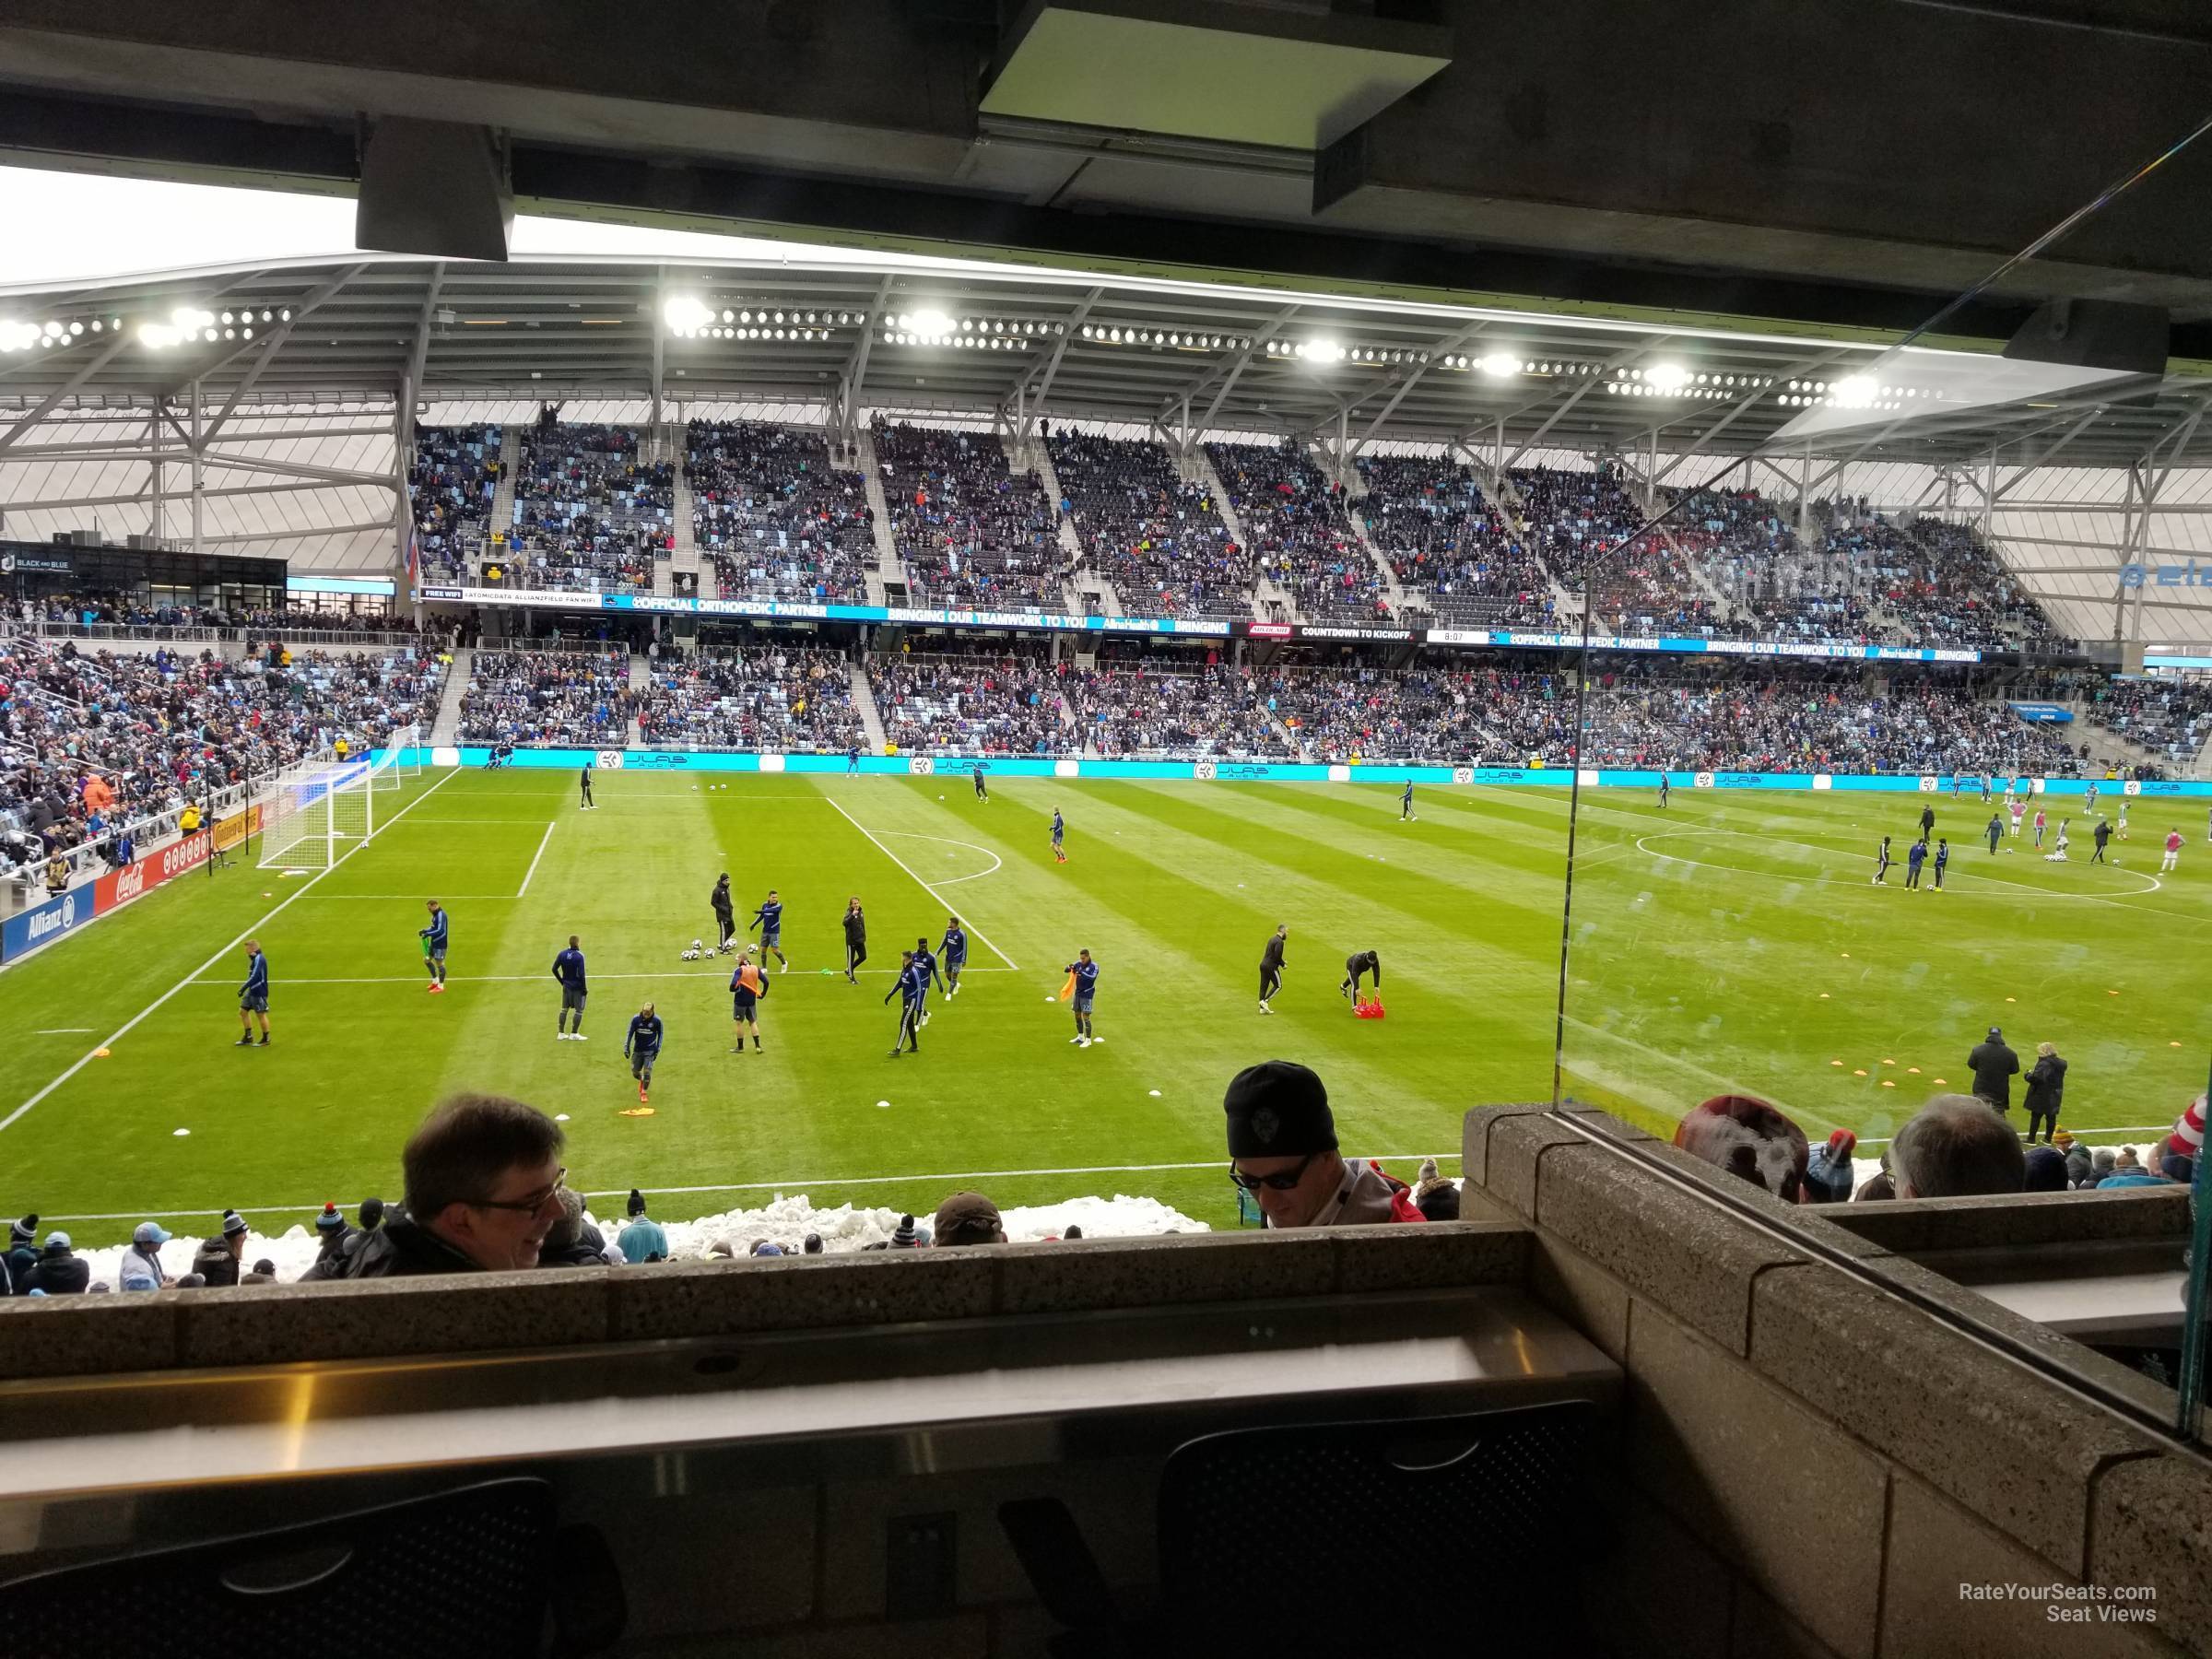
[
  {"x1": 1772, "y1": 376, "x2": 1929, "y2": 413},
  {"x1": 135, "y1": 304, "x2": 288, "y2": 349},
  {"x1": 665, "y1": 294, "x2": 846, "y2": 341},
  {"x1": 0, "y1": 313, "x2": 134, "y2": 352},
  {"x1": 1604, "y1": 366, "x2": 1777, "y2": 400},
  {"x1": 879, "y1": 314, "x2": 1063, "y2": 348},
  {"x1": 1071, "y1": 324, "x2": 1242, "y2": 351}
]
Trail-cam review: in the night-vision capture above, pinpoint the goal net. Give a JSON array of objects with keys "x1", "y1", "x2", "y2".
[{"x1": 257, "y1": 725, "x2": 420, "y2": 871}]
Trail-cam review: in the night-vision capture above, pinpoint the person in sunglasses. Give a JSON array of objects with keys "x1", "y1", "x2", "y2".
[
  {"x1": 1224, "y1": 1061, "x2": 1426, "y2": 1229},
  {"x1": 342, "y1": 1093, "x2": 569, "y2": 1276}
]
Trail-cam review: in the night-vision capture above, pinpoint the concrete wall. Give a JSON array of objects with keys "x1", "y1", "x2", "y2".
[{"x1": 1465, "y1": 1106, "x2": 2208, "y2": 1659}]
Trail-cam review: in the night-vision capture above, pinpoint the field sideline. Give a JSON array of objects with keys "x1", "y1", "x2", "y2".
[{"x1": 2, "y1": 769, "x2": 2203, "y2": 1238}]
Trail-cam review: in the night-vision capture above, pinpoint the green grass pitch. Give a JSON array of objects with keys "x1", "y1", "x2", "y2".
[{"x1": 1, "y1": 770, "x2": 2203, "y2": 1239}]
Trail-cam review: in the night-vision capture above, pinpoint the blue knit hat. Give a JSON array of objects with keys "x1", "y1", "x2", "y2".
[{"x1": 314, "y1": 1203, "x2": 344, "y2": 1233}]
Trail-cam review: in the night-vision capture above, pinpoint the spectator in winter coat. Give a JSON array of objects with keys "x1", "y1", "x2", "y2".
[
  {"x1": 193, "y1": 1209, "x2": 250, "y2": 1288},
  {"x1": 1224, "y1": 1060, "x2": 1426, "y2": 1228},
  {"x1": 2021, "y1": 1043, "x2": 2066, "y2": 1145},
  {"x1": 1893, "y1": 1095, "x2": 2025, "y2": 1198},
  {"x1": 2164, "y1": 1094, "x2": 2205, "y2": 1184},
  {"x1": 539, "y1": 1186, "x2": 621, "y2": 1266},
  {"x1": 1806, "y1": 1129, "x2": 1857, "y2": 1205},
  {"x1": 118, "y1": 1221, "x2": 171, "y2": 1291},
  {"x1": 932, "y1": 1191, "x2": 1006, "y2": 1247},
  {"x1": 2097, "y1": 1147, "x2": 2169, "y2": 1190},
  {"x1": 296, "y1": 1205, "x2": 356, "y2": 1281},
  {"x1": 2053, "y1": 1131, "x2": 2093, "y2": 1190},
  {"x1": 617, "y1": 1188, "x2": 669, "y2": 1264},
  {"x1": 1967, "y1": 1027, "x2": 2021, "y2": 1115},
  {"x1": 23, "y1": 1231, "x2": 90, "y2": 1295},
  {"x1": 1672, "y1": 1095, "x2": 1809, "y2": 1203},
  {"x1": 2022, "y1": 1146, "x2": 2070, "y2": 1193},
  {"x1": 1853, "y1": 1151, "x2": 1896, "y2": 1203},
  {"x1": 343, "y1": 1094, "x2": 566, "y2": 1277},
  {"x1": 4, "y1": 1214, "x2": 39, "y2": 1290}
]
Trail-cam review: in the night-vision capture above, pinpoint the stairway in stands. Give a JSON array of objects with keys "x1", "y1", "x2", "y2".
[
  {"x1": 627, "y1": 653, "x2": 650, "y2": 746},
  {"x1": 1333, "y1": 455, "x2": 1410, "y2": 620},
  {"x1": 1194, "y1": 447, "x2": 1271, "y2": 621},
  {"x1": 429, "y1": 648, "x2": 472, "y2": 746},
  {"x1": 850, "y1": 662, "x2": 888, "y2": 754},
  {"x1": 488, "y1": 429, "x2": 520, "y2": 556},
  {"x1": 854, "y1": 427, "x2": 903, "y2": 599},
  {"x1": 668, "y1": 455, "x2": 700, "y2": 598},
  {"x1": 1017, "y1": 431, "x2": 1088, "y2": 611}
]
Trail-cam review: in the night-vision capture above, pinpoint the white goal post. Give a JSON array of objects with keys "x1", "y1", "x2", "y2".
[{"x1": 257, "y1": 725, "x2": 421, "y2": 871}]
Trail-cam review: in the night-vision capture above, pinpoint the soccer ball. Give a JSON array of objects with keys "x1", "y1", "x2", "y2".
[
  {"x1": 681, "y1": 947, "x2": 700, "y2": 961},
  {"x1": 704, "y1": 947, "x2": 717, "y2": 959}
]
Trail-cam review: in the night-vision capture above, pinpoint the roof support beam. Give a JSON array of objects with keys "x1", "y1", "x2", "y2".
[
  {"x1": 197, "y1": 452, "x2": 399, "y2": 489},
  {"x1": 1160, "y1": 305, "x2": 1296, "y2": 428},
  {"x1": 202, "y1": 520, "x2": 397, "y2": 546},
  {"x1": 0, "y1": 478, "x2": 367, "y2": 513},
  {"x1": 1350, "y1": 323, "x2": 1486, "y2": 454},
  {"x1": 0, "y1": 335, "x2": 134, "y2": 456},
  {"x1": 1991, "y1": 405, "x2": 2106, "y2": 500},
  {"x1": 405, "y1": 262, "x2": 446, "y2": 399}
]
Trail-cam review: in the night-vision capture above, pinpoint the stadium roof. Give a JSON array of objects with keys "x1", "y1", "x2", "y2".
[{"x1": 6, "y1": 245, "x2": 2212, "y2": 471}]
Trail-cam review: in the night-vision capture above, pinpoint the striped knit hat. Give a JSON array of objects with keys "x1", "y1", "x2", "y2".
[
  {"x1": 10, "y1": 1214, "x2": 36, "y2": 1247},
  {"x1": 315, "y1": 1203, "x2": 344, "y2": 1233},
  {"x1": 2169, "y1": 1095, "x2": 2206, "y2": 1162}
]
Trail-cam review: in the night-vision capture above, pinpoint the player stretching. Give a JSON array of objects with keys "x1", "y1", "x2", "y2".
[
  {"x1": 1872, "y1": 835, "x2": 1892, "y2": 885},
  {"x1": 420, "y1": 900, "x2": 450, "y2": 993},
  {"x1": 1904, "y1": 838, "x2": 1926, "y2": 889},
  {"x1": 1050, "y1": 806, "x2": 1067, "y2": 864},
  {"x1": 729, "y1": 950, "x2": 769, "y2": 1053},
  {"x1": 1657, "y1": 773, "x2": 1671, "y2": 810},
  {"x1": 1400, "y1": 780, "x2": 1416, "y2": 821},
  {"x1": 1259, "y1": 924, "x2": 1288, "y2": 1013},
  {"x1": 2044, "y1": 818, "x2": 2071, "y2": 862},
  {"x1": 235, "y1": 940, "x2": 271, "y2": 1047},
  {"x1": 553, "y1": 934, "x2": 588, "y2": 1040},
  {"x1": 711, "y1": 873, "x2": 736, "y2": 951},
  {"x1": 624, "y1": 1003, "x2": 663, "y2": 1102},
  {"x1": 2162, "y1": 828, "x2": 2183, "y2": 873},
  {"x1": 940, "y1": 915, "x2": 970, "y2": 996},
  {"x1": 912, "y1": 935, "x2": 945, "y2": 1027},
  {"x1": 885, "y1": 949, "x2": 924, "y2": 1056},
  {"x1": 843, "y1": 897, "x2": 867, "y2": 982},
  {"x1": 579, "y1": 765, "x2": 594, "y2": 811},
  {"x1": 2032, "y1": 807, "x2": 2046, "y2": 851},
  {"x1": 1065, "y1": 948, "x2": 1100, "y2": 1047},
  {"x1": 973, "y1": 760, "x2": 989, "y2": 802},
  {"x1": 1932, "y1": 837, "x2": 1949, "y2": 890},
  {"x1": 1341, "y1": 948, "x2": 1382, "y2": 1008},
  {"x1": 749, "y1": 888, "x2": 789, "y2": 969},
  {"x1": 1985, "y1": 813, "x2": 2002, "y2": 855}
]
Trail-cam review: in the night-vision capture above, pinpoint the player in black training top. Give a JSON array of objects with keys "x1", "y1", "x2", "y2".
[
  {"x1": 749, "y1": 888, "x2": 788, "y2": 969},
  {"x1": 579, "y1": 766, "x2": 595, "y2": 810},
  {"x1": 1400, "y1": 780, "x2": 1416, "y2": 821},
  {"x1": 624, "y1": 1003, "x2": 664, "y2": 1103},
  {"x1": 939, "y1": 914, "x2": 969, "y2": 996},
  {"x1": 711, "y1": 873, "x2": 736, "y2": 950},
  {"x1": 1341, "y1": 949, "x2": 1382, "y2": 1008},
  {"x1": 1259, "y1": 924, "x2": 1288, "y2": 1013},
  {"x1": 1657, "y1": 773, "x2": 1671, "y2": 809},
  {"x1": 972, "y1": 760, "x2": 989, "y2": 801},
  {"x1": 842, "y1": 896, "x2": 867, "y2": 982},
  {"x1": 885, "y1": 949, "x2": 924, "y2": 1055}
]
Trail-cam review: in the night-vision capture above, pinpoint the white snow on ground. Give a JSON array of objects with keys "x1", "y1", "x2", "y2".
[{"x1": 63, "y1": 1192, "x2": 1209, "y2": 1288}]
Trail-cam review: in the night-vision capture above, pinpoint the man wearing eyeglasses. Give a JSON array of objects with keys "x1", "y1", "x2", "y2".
[
  {"x1": 341, "y1": 1093, "x2": 568, "y2": 1276},
  {"x1": 1224, "y1": 1061, "x2": 1425, "y2": 1229}
]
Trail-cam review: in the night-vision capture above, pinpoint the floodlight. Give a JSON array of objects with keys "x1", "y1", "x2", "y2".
[
  {"x1": 1477, "y1": 353, "x2": 1517, "y2": 378},
  {"x1": 1644, "y1": 362, "x2": 1688, "y2": 392}
]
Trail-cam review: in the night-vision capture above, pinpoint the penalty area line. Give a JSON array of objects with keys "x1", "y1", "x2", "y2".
[
  {"x1": 517, "y1": 820, "x2": 557, "y2": 897},
  {"x1": 0, "y1": 769, "x2": 462, "y2": 1138},
  {"x1": 826, "y1": 796, "x2": 1020, "y2": 970}
]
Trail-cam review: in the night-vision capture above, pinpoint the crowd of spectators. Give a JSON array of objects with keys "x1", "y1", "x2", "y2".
[
  {"x1": 460, "y1": 648, "x2": 632, "y2": 747},
  {"x1": 507, "y1": 424, "x2": 673, "y2": 594},
  {"x1": 18, "y1": 594, "x2": 422, "y2": 637},
  {"x1": 1355, "y1": 455, "x2": 1553, "y2": 627},
  {"x1": 1206, "y1": 441, "x2": 1388, "y2": 621},
  {"x1": 1045, "y1": 430, "x2": 1248, "y2": 618},
  {"x1": 1, "y1": 635, "x2": 444, "y2": 878},
  {"x1": 637, "y1": 644, "x2": 861, "y2": 753},
  {"x1": 1068, "y1": 657, "x2": 1289, "y2": 759},
  {"x1": 866, "y1": 648, "x2": 1067, "y2": 755},
  {"x1": 686, "y1": 420, "x2": 877, "y2": 604},
  {"x1": 409, "y1": 424, "x2": 502, "y2": 582},
  {"x1": 1259, "y1": 662, "x2": 1504, "y2": 762},
  {"x1": 2079, "y1": 675, "x2": 2212, "y2": 768},
  {"x1": 873, "y1": 420, "x2": 1065, "y2": 609}
]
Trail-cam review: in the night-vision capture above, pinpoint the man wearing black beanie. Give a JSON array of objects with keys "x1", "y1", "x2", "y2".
[{"x1": 1224, "y1": 1061, "x2": 1425, "y2": 1229}]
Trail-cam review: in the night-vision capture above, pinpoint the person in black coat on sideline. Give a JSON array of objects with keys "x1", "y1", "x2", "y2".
[
  {"x1": 2022, "y1": 1042, "x2": 2067, "y2": 1145},
  {"x1": 1968, "y1": 1026, "x2": 2021, "y2": 1116}
]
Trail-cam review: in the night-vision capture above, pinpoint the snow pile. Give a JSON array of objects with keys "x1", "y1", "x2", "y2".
[{"x1": 64, "y1": 1192, "x2": 1210, "y2": 1286}]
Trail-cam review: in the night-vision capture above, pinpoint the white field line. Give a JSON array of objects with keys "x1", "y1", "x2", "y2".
[
  {"x1": 516, "y1": 821, "x2": 557, "y2": 897},
  {"x1": 877, "y1": 830, "x2": 1005, "y2": 888},
  {"x1": 32, "y1": 1028, "x2": 96, "y2": 1035},
  {"x1": 185, "y1": 967, "x2": 1018, "y2": 985},
  {"x1": 37, "y1": 1152, "x2": 1466, "y2": 1222},
  {"x1": 0, "y1": 769, "x2": 462, "y2": 1136},
  {"x1": 825, "y1": 797, "x2": 1020, "y2": 970}
]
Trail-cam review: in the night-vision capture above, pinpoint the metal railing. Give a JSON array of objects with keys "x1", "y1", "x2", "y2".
[{"x1": 11, "y1": 620, "x2": 425, "y2": 650}]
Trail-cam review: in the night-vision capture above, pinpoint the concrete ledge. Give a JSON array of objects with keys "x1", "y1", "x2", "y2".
[
  {"x1": 1534, "y1": 1144, "x2": 1805, "y2": 1355},
  {"x1": 2090, "y1": 1455, "x2": 2212, "y2": 1656},
  {"x1": 0, "y1": 1224, "x2": 1532, "y2": 1379},
  {"x1": 1748, "y1": 1261, "x2": 2162, "y2": 1575},
  {"x1": 1821, "y1": 1186, "x2": 2188, "y2": 1254},
  {"x1": 1459, "y1": 1101, "x2": 1552, "y2": 1189}
]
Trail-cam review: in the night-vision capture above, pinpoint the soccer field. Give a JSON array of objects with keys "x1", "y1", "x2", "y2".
[{"x1": 2, "y1": 768, "x2": 2204, "y2": 1239}]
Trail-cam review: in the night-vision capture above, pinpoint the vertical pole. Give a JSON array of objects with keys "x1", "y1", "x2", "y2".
[
  {"x1": 189, "y1": 381, "x2": 204, "y2": 558},
  {"x1": 394, "y1": 379, "x2": 416, "y2": 625},
  {"x1": 1796, "y1": 449, "x2": 1811, "y2": 541},
  {"x1": 147, "y1": 408, "x2": 164, "y2": 547},
  {"x1": 1335, "y1": 406, "x2": 1349, "y2": 488}
]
